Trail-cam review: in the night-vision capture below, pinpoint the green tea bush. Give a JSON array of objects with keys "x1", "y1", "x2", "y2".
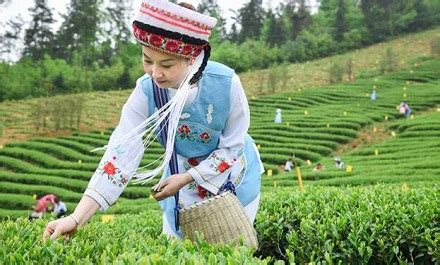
[
  {"x1": 6, "y1": 142, "x2": 100, "y2": 163},
  {"x1": 0, "y1": 147, "x2": 97, "y2": 171},
  {"x1": 0, "y1": 171, "x2": 88, "y2": 192},
  {"x1": 0, "y1": 181, "x2": 82, "y2": 202},
  {"x1": 0, "y1": 212, "x2": 268, "y2": 264},
  {"x1": 0, "y1": 156, "x2": 91, "y2": 180},
  {"x1": 0, "y1": 193, "x2": 35, "y2": 209},
  {"x1": 31, "y1": 138, "x2": 101, "y2": 155},
  {"x1": 256, "y1": 185, "x2": 439, "y2": 264},
  {"x1": 1, "y1": 185, "x2": 437, "y2": 263}
]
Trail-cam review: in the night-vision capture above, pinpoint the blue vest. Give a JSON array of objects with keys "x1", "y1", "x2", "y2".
[
  {"x1": 142, "y1": 61, "x2": 233, "y2": 158},
  {"x1": 139, "y1": 61, "x2": 262, "y2": 235}
]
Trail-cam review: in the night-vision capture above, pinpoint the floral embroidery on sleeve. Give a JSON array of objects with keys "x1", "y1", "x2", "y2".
[
  {"x1": 187, "y1": 182, "x2": 215, "y2": 199},
  {"x1": 183, "y1": 157, "x2": 200, "y2": 171},
  {"x1": 188, "y1": 157, "x2": 199, "y2": 167},
  {"x1": 113, "y1": 145, "x2": 125, "y2": 157},
  {"x1": 186, "y1": 157, "x2": 216, "y2": 199},
  {"x1": 217, "y1": 161, "x2": 230, "y2": 172},
  {"x1": 97, "y1": 156, "x2": 128, "y2": 187},
  {"x1": 103, "y1": 161, "x2": 117, "y2": 175},
  {"x1": 208, "y1": 152, "x2": 234, "y2": 173},
  {"x1": 197, "y1": 185, "x2": 209, "y2": 199}
]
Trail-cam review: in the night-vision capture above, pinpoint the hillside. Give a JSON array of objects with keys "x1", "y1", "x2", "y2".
[
  {"x1": 1, "y1": 28, "x2": 438, "y2": 147},
  {"x1": 1, "y1": 58, "x2": 439, "y2": 219},
  {"x1": 269, "y1": 108, "x2": 440, "y2": 188},
  {"x1": 1, "y1": 55, "x2": 439, "y2": 264}
]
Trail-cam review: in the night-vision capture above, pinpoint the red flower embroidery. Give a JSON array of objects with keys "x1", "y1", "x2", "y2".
[
  {"x1": 193, "y1": 46, "x2": 204, "y2": 56},
  {"x1": 103, "y1": 162, "x2": 117, "y2": 176},
  {"x1": 218, "y1": 161, "x2": 230, "y2": 173},
  {"x1": 149, "y1": 34, "x2": 164, "y2": 47},
  {"x1": 138, "y1": 31, "x2": 147, "y2": 42},
  {"x1": 178, "y1": 125, "x2": 191, "y2": 134},
  {"x1": 164, "y1": 39, "x2": 180, "y2": 53},
  {"x1": 133, "y1": 25, "x2": 147, "y2": 42},
  {"x1": 188, "y1": 158, "x2": 199, "y2": 166},
  {"x1": 181, "y1": 44, "x2": 194, "y2": 55},
  {"x1": 199, "y1": 132, "x2": 210, "y2": 140},
  {"x1": 197, "y1": 185, "x2": 208, "y2": 199}
]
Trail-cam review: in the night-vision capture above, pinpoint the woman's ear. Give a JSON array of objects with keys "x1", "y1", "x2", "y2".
[{"x1": 189, "y1": 57, "x2": 195, "y2": 65}]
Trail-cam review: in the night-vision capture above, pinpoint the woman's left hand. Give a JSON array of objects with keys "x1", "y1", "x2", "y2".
[{"x1": 152, "y1": 173, "x2": 193, "y2": 201}]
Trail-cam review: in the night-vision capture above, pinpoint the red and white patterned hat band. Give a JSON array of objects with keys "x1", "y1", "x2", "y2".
[
  {"x1": 133, "y1": 0, "x2": 217, "y2": 57},
  {"x1": 132, "y1": 23, "x2": 206, "y2": 59}
]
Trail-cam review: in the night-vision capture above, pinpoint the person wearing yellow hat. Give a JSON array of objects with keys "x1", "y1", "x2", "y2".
[{"x1": 43, "y1": 0, "x2": 263, "y2": 241}]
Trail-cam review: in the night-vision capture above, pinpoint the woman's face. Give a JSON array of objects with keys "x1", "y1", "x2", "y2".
[{"x1": 142, "y1": 46, "x2": 189, "y2": 89}]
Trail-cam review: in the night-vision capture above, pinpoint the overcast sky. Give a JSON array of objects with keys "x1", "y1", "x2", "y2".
[
  {"x1": 0, "y1": 0, "x2": 319, "y2": 61},
  {"x1": 0, "y1": 0, "x2": 279, "y2": 27},
  {"x1": 0, "y1": 0, "x2": 319, "y2": 30}
]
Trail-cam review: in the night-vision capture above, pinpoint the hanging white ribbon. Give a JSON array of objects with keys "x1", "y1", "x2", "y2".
[{"x1": 91, "y1": 52, "x2": 204, "y2": 185}]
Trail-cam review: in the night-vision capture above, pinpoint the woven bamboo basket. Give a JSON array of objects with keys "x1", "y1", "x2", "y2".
[{"x1": 179, "y1": 191, "x2": 258, "y2": 249}]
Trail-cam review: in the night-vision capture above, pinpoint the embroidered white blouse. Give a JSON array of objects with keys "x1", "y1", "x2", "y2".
[{"x1": 84, "y1": 74, "x2": 251, "y2": 210}]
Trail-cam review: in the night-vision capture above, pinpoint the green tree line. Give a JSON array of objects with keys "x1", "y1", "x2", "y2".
[{"x1": 0, "y1": 0, "x2": 439, "y2": 101}]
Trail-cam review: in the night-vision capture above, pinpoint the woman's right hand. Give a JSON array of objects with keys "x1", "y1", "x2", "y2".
[{"x1": 42, "y1": 216, "x2": 78, "y2": 241}]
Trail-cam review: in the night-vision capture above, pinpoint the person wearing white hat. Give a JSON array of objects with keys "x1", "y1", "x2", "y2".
[
  {"x1": 274, "y1": 108, "x2": 282, "y2": 123},
  {"x1": 43, "y1": 0, "x2": 263, "y2": 241}
]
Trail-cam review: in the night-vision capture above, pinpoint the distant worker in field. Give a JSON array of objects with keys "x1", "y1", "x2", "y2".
[
  {"x1": 43, "y1": 0, "x2": 263, "y2": 245},
  {"x1": 399, "y1": 101, "x2": 412, "y2": 118},
  {"x1": 334, "y1": 157, "x2": 345, "y2": 169},
  {"x1": 284, "y1": 160, "x2": 293, "y2": 171},
  {"x1": 274, "y1": 108, "x2": 282, "y2": 123},
  {"x1": 53, "y1": 198, "x2": 67, "y2": 218},
  {"x1": 29, "y1": 194, "x2": 57, "y2": 221},
  {"x1": 313, "y1": 163, "x2": 325, "y2": 172},
  {"x1": 33, "y1": 194, "x2": 57, "y2": 213},
  {"x1": 370, "y1": 89, "x2": 377, "y2": 101}
]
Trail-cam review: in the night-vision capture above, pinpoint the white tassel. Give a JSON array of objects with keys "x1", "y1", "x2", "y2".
[{"x1": 92, "y1": 52, "x2": 205, "y2": 186}]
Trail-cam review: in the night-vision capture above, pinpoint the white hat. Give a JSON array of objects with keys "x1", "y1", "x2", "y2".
[{"x1": 132, "y1": 0, "x2": 217, "y2": 84}]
